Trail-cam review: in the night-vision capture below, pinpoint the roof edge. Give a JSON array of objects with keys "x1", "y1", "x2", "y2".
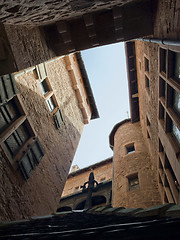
[
  {"x1": 109, "y1": 119, "x2": 131, "y2": 150},
  {"x1": 75, "y1": 52, "x2": 99, "y2": 120}
]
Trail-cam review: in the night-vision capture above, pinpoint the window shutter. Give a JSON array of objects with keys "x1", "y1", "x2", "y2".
[
  {"x1": 18, "y1": 153, "x2": 35, "y2": 181},
  {"x1": 54, "y1": 109, "x2": 64, "y2": 129},
  {"x1": 36, "y1": 63, "x2": 47, "y2": 80},
  {"x1": 18, "y1": 138, "x2": 44, "y2": 180},
  {"x1": 0, "y1": 74, "x2": 18, "y2": 105},
  {"x1": 31, "y1": 138, "x2": 44, "y2": 164}
]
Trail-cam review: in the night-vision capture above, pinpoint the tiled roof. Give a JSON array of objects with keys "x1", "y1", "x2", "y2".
[{"x1": 0, "y1": 204, "x2": 180, "y2": 239}]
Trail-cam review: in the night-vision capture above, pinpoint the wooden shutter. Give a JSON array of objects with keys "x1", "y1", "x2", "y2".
[
  {"x1": 36, "y1": 63, "x2": 47, "y2": 80},
  {"x1": 0, "y1": 74, "x2": 18, "y2": 105},
  {"x1": 54, "y1": 109, "x2": 64, "y2": 129},
  {"x1": 18, "y1": 138, "x2": 44, "y2": 180}
]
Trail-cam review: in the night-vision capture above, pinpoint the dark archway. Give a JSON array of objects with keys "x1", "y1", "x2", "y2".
[
  {"x1": 56, "y1": 206, "x2": 72, "y2": 212},
  {"x1": 75, "y1": 195, "x2": 106, "y2": 210}
]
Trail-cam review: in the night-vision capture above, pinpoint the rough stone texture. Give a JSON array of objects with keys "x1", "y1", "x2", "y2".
[
  {"x1": 62, "y1": 160, "x2": 112, "y2": 197},
  {"x1": 153, "y1": 0, "x2": 180, "y2": 39},
  {"x1": 0, "y1": 56, "x2": 86, "y2": 222},
  {"x1": 113, "y1": 121, "x2": 161, "y2": 209},
  {"x1": 0, "y1": 0, "x2": 134, "y2": 26},
  {"x1": 135, "y1": 40, "x2": 159, "y2": 171},
  {"x1": 4, "y1": 24, "x2": 55, "y2": 72}
]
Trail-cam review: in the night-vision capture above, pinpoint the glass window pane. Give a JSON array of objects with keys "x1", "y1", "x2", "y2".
[
  {"x1": 4, "y1": 122, "x2": 30, "y2": 157},
  {"x1": 128, "y1": 175, "x2": 139, "y2": 191},
  {"x1": 5, "y1": 133, "x2": 20, "y2": 157},
  {"x1": 172, "y1": 121, "x2": 180, "y2": 145},
  {"x1": 46, "y1": 96, "x2": 56, "y2": 112},
  {"x1": 40, "y1": 79, "x2": 50, "y2": 95},
  {"x1": 173, "y1": 52, "x2": 180, "y2": 80},
  {"x1": 0, "y1": 98, "x2": 20, "y2": 132},
  {"x1": 173, "y1": 90, "x2": 180, "y2": 115}
]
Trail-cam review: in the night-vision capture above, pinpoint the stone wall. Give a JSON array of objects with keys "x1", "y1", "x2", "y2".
[
  {"x1": 62, "y1": 160, "x2": 112, "y2": 197},
  {"x1": 0, "y1": 0, "x2": 134, "y2": 25},
  {"x1": 0, "y1": 56, "x2": 85, "y2": 222},
  {"x1": 135, "y1": 40, "x2": 159, "y2": 170},
  {"x1": 113, "y1": 121, "x2": 161, "y2": 209}
]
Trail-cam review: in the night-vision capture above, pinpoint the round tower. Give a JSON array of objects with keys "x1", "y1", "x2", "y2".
[{"x1": 110, "y1": 119, "x2": 161, "y2": 209}]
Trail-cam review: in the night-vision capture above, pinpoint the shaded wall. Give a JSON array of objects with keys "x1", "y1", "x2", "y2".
[{"x1": 0, "y1": 57, "x2": 85, "y2": 221}]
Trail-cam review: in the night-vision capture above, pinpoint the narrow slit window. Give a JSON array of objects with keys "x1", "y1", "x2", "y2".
[{"x1": 46, "y1": 96, "x2": 56, "y2": 112}]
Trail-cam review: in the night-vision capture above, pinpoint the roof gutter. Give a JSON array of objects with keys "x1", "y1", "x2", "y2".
[{"x1": 136, "y1": 38, "x2": 180, "y2": 47}]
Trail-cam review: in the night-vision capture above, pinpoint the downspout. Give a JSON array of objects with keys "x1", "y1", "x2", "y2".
[{"x1": 136, "y1": 38, "x2": 180, "y2": 47}]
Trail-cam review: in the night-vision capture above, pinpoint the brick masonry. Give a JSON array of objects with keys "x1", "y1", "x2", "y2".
[
  {"x1": 62, "y1": 159, "x2": 112, "y2": 197},
  {"x1": 0, "y1": 56, "x2": 86, "y2": 222},
  {"x1": 113, "y1": 121, "x2": 161, "y2": 209}
]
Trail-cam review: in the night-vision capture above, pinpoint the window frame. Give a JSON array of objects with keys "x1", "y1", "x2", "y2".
[
  {"x1": 0, "y1": 94, "x2": 36, "y2": 169},
  {"x1": 127, "y1": 173, "x2": 140, "y2": 191}
]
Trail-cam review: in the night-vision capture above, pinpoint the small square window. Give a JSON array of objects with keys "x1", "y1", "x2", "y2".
[
  {"x1": 126, "y1": 144, "x2": 135, "y2": 154},
  {"x1": 46, "y1": 96, "x2": 56, "y2": 112},
  {"x1": 145, "y1": 57, "x2": 149, "y2": 72},
  {"x1": 128, "y1": 174, "x2": 139, "y2": 191},
  {"x1": 74, "y1": 186, "x2": 79, "y2": 192},
  {"x1": 100, "y1": 177, "x2": 106, "y2": 183},
  {"x1": 40, "y1": 79, "x2": 50, "y2": 95}
]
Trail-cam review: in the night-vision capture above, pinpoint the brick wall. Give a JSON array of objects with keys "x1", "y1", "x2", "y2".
[
  {"x1": 0, "y1": 56, "x2": 85, "y2": 221},
  {"x1": 113, "y1": 121, "x2": 161, "y2": 208},
  {"x1": 62, "y1": 160, "x2": 112, "y2": 197}
]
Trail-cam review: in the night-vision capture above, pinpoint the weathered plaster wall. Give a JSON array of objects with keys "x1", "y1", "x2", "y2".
[
  {"x1": 0, "y1": 56, "x2": 85, "y2": 222},
  {"x1": 113, "y1": 121, "x2": 161, "y2": 208}
]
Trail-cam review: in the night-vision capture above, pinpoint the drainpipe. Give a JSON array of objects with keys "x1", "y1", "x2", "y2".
[{"x1": 136, "y1": 38, "x2": 180, "y2": 47}]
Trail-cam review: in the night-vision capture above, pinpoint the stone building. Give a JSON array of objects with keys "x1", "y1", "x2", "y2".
[
  {"x1": 0, "y1": 52, "x2": 99, "y2": 221},
  {"x1": 58, "y1": 158, "x2": 112, "y2": 211},
  {"x1": 0, "y1": 0, "x2": 154, "y2": 75},
  {"x1": 109, "y1": 38, "x2": 180, "y2": 208}
]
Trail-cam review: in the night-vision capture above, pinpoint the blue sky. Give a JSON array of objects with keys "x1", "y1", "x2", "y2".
[{"x1": 72, "y1": 42, "x2": 130, "y2": 169}]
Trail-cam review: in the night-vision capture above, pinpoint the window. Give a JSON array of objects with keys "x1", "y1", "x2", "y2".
[
  {"x1": 74, "y1": 186, "x2": 79, "y2": 192},
  {"x1": 0, "y1": 98, "x2": 20, "y2": 132},
  {"x1": 145, "y1": 75, "x2": 150, "y2": 89},
  {"x1": 36, "y1": 64, "x2": 64, "y2": 128},
  {"x1": 126, "y1": 144, "x2": 135, "y2": 154},
  {"x1": 40, "y1": 79, "x2": 51, "y2": 95},
  {"x1": 0, "y1": 79, "x2": 44, "y2": 180},
  {"x1": 128, "y1": 174, "x2": 139, "y2": 191},
  {"x1": 144, "y1": 57, "x2": 150, "y2": 72},
  {"x1": 159, "y1": 47, "x2": 180, "y2": 150},
  {"x1": 173, "y1": 52, "x2": 180, "y2": 81},
  {"x1": 158, "y1": 138, "x2": 179, "y2": 204},
  {"x1": 100, "y1": 177, "x2": 106, "y2": 183},
  {"x1": 4, "y1": 121, "x2": 31, "y2": 157},
  {"x1": 160, "y1": 48, "x2": 167, "y2": 74},
  {"x1": 171, "y1": 121, "x2": 180, "y2": 146},
  {"x1": 146, "y1": 116, "x2": 151, "y2": 139},
  {"x1": 46, "y1": 96, "x2": 56, "y2": 112}
]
